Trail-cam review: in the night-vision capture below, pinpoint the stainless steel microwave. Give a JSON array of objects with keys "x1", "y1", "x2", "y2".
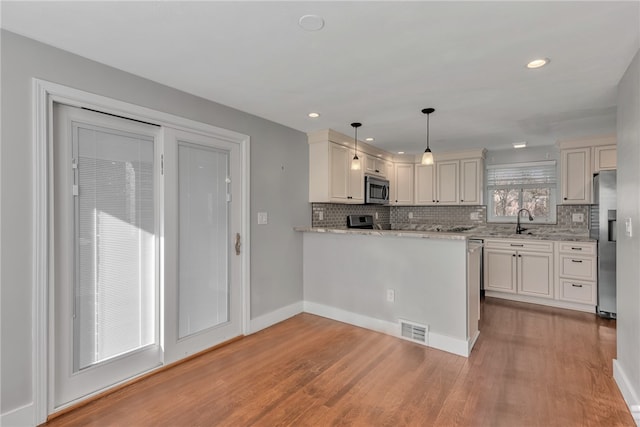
[{"x1": 365, "y1": 175, "x2": 389, "y2": 205}]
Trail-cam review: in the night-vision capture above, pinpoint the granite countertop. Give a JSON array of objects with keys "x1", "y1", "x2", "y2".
[
  {"x1": 293, "y1": 226, "x2": 469, "y2": 240},
  {"x1": 295, "y1": 225, "x2": 595, "y2": 242}
]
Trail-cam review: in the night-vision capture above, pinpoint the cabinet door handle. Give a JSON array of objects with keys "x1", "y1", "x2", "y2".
[
  {"x1": 571, "y1": 259, "x2": 583, "y2": 263},
  {"x1": 512, "y1": 254, "x2": 516, "y2": 257},
  {"x1": 571, "y1": 247, "x2": 582, "y2": 251},
  {"x1": 347, "y1": 196, "x2": 353, "y2": 199},
  {"x1": 518, "y1": 254, "x2": 522, "y2": 257},
  {"x1": 510, "y1": 244, "x2": 524, "y2": 247},
  {"x1": 571, "y1": 284, "x2": 583, "y2": 288},
  {"x1": 564, "y1": 197, "x2": 568, "y2": 200},
  {"x1": 235, "y1": 233, "x2": 241, "y2": 256},
  {"x1": 432, "y1": 200, "x2": 435, "y2": 203}
]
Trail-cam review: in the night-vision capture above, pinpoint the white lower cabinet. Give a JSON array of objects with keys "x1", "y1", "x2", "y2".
[
  {"x1": 484, "y1": 239, "x2": 598, "y2": 312},
  {"x1": 484, "y1": 240, "x2": 553, "y2": 299},
  {"x1": 557, "y1": 242, "x2": 597, "y2": 305},
  {"x1": 518, "y1": 251, "x2": 554, "y2": 298}
]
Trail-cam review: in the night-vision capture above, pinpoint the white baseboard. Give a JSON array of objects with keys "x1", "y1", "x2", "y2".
[
  {"x1": 303, "y1": 301, "x2": 471, "y2": 357},
  {"x1": 485, "y1": 291, "x2": 596, "y2": 313},
  {"x1": 249, "y1": 301, "x2": 303, "y2": 334},
  {"x1": 1, "y1": 402, "x2": 34, "y2": 427},
  {"x1": 613, "y1": 359, "x2": 640, "y2": 425}
]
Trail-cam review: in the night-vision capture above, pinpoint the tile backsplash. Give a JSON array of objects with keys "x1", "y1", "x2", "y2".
[
  {"x1": 391, "y1": 205, "x2": 486, "y2": 226},
  {"x1": 311, "y1": 203, "x2": 590, "y2": 231},
  {"x1": 312, "y1": 203, "x2": 391, "y2": 228}
]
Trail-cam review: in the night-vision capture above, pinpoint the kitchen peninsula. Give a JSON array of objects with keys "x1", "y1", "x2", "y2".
[{"x1": 296, "y1": 227, "x2": 479, "y2": 357}]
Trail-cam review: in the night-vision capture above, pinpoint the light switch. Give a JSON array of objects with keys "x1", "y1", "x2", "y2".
[
  {"x1": 408, "y1": 212, "x2": 413, "y2": 219},
  {"x1": 625, "y1": 217, "x2": 632, "y2": 237},
  {"x1": 257, "y1": 212, "x2": 268, "y2": 225}
]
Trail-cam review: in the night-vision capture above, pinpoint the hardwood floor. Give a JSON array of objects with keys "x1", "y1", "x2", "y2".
[{"x1": 45, "y1": 298, "x2": 634, "y2": 426}]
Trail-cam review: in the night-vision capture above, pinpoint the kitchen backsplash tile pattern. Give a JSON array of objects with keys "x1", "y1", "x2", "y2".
[
  {"x1": 391, "y1": 205, "x2": 486, "y2": 225},
  {"x1": 312, "y1": 203, "x2": 590, "y2": 231},
  {"x1": 555, "y1": 204, "x2": 590, "y2": 229},
  {"x1": 311, "y1": 203, "x2": 391, "y2": 228}
]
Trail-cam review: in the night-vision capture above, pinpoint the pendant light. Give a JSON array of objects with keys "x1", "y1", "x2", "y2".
[
  {"x1": 351, "y1": 122, "x2": 362, "y2": 170},
  {"x1": 421, "y1": 108, "x2": 435, "y2": 165}
]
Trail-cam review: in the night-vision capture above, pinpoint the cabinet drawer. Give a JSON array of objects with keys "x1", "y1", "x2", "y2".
[
  {"x1": 484, "y1": 239, "x2": 553, "y2": 253},
  {"x1": 559, "y1": 279, "x2": 596, "y2": 305},
  {"x1": 558, "y1": 242, "x2": 596, "y2": 255},
  {"x1": 559, "y1": 255, "x2": 596, "y2": 281}
]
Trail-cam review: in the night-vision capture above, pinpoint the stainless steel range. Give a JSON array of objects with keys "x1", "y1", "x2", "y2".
[{"x1": 347, "y1": 214, "x2": 374, "y2": 229}]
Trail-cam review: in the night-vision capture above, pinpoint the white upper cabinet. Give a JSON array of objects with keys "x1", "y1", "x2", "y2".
[
  {"x1": 436, "y1": 160, "x2": 459, "y2": 204},
  {"x1": 460, "y1": 158, "x2": 483, "y2": 205},
  {"x1": 414, "y1": 164, "x2": 435, "y2": 205},
  {"x1": 365, "y1": 154, "x2": 387, "y2": 177},
  {"x1": 593, "y1": 145, "x2": 617, "y2": 172},
  {"x1": 561, "y1": 147, "x2": 592, "y2": 204},
  {"x1": 411, "y1": 150, "x2": 485, "y2": 206},
  {"x1": 393, "y1": 163, "x2": 414, "y2": 205},
  {"x1": 309, "y1": 129, "x2": 484, "y2": 206},
  {"x1": 309, "y1": 130, "x2": 392, "y2": 204},
  {"x1": 558, "y1": 134, "x2": 616, "y2": 205}
]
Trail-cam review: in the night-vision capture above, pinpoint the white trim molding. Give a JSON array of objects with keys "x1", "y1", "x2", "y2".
[
  {"x1": 303, "y1": 301, "x2": 472, "y2": 357},
  {"x1": 1, "y1": 402, "x2": 35, "y2": 427},
  {"x1": 32, "y1": 78, "x2": 251, "y2": 424},
  {"x1": 249, "y1": 301, "x2": 304, "y2": 334},
  {"x1": 613, "y1": 359, "x2": 640, "y2": 425}
]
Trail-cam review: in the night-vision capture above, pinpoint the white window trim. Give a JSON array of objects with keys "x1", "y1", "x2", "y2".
[
  {"x1": 486, "y1": 161, "x2": 557, "y2": 224},
  {"x1": 32, "y1": 78, "x2": 251, "y2": 424}
]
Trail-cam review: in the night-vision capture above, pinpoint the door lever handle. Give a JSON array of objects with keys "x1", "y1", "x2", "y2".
[{"x1": 235, "y1": 233, "x2": 241, "y2": 256}]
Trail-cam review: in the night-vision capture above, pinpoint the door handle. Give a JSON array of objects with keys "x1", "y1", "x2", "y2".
[
  {"x1": 235, "y1": 233, "x2": 241, "y2": 256},
  {"x1": 571, "y1": 259, "x2": 583, "y2": 263}
]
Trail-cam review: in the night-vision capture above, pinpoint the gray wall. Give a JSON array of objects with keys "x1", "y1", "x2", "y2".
[
  {"x1": 0, "y1": 30, "x2": 309, "y2": 414},
  {"x1": 616, "y1": 49, "x2": 640, "y2": 410}
]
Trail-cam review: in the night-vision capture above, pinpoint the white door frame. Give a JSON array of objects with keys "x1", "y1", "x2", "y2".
[{"x1": 32, "y1": 78, "x2": 251, "y2": 423}]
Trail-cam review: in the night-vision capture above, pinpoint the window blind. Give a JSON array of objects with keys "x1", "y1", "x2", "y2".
[{"x1": 487, "y1": 161, "x2": 557, "y2": 189}]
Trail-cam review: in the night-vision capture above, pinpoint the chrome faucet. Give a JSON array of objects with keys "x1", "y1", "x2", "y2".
[{"x1": 516, "y1": 208, "x2": 534, "y2": 234}]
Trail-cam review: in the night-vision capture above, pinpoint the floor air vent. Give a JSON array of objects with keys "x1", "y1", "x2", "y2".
[{"x1": 400, "y1": 319, "x2": 428, "y2": 345}]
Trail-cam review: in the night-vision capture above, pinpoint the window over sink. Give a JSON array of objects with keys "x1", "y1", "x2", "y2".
[{"x1": 486, "y1": 161, "x2": 557, "y2": 224}]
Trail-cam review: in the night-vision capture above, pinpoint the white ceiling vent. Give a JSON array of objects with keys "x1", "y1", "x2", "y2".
[{"x1": 399, "y1": 319, "x2": 428, "y2": 345}]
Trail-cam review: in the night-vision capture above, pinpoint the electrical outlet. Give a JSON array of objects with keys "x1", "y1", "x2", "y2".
[
  {"x1": 470, "y1": 212, "x2": 480, "y2": 221},
  {"x1": 386, "y1": 289, "x2": 395, "y2": 302},
  {"x1": 626, "y1": 218, "x2": 632, "y2": 237},
  {"x1": 257, "y1": 212, "x2": 268, "y2": 225},
  {"x1": 318, "y1": 211, "x2": 324, "y2": 220},
  {"x1": 572, "y1": 213, "x2": 584, "y2": 223},
  {"x1": 375, "y1": 211, "x2": 379, "y2": 220},
  {"x1": 408, "y1": 212, "x2": 413, "y2": 219}
]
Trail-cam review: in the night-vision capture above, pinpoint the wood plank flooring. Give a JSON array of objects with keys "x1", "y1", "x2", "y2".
[{"x1": 45, "y1": 298, "x2": 634, "y2": 426}]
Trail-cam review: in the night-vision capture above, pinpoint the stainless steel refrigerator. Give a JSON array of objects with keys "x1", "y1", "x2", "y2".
[{"x1": 590, "y1": 170, "x2": 617, "y2": 318}]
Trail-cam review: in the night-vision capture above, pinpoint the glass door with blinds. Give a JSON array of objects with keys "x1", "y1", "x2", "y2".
[
  {"x1": 52, "y1": 104, "x2": 162, "y2": 409},
  {"x1": 162, "y1": 127, "x2": 242, "y2": 364}
]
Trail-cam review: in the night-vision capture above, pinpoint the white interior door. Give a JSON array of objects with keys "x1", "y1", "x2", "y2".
[
  {"x1": 52, "y1": 104, "x2": 162, "y2": 410},
  {"x1": 163, "y1": 127, "x2": 243, "y2": 363}
]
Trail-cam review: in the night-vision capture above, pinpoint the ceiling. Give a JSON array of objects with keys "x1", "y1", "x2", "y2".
[{"x1": 2, "y1": 1, "x2": 639, "y2": 154}]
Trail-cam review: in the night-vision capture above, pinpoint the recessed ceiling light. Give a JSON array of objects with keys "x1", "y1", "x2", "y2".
[
  {"x1": 513, "y1": 142, "x2": 527, "y2": 149},
  {"x1": 298, "y1": 15, "x2": 325, "y2": 31},
  {"x1": 526, "y1": 58, "x2": 550, "y2": 69},
  {"x1": 397, "y1": 151, "x2": 405, "y2": 154},
  {"x1": 307, "y1": 112, "x2": 320, "y2": 118},
  {"x1": 365, "y1": 137, "x2": 374, "y2": 142}
]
